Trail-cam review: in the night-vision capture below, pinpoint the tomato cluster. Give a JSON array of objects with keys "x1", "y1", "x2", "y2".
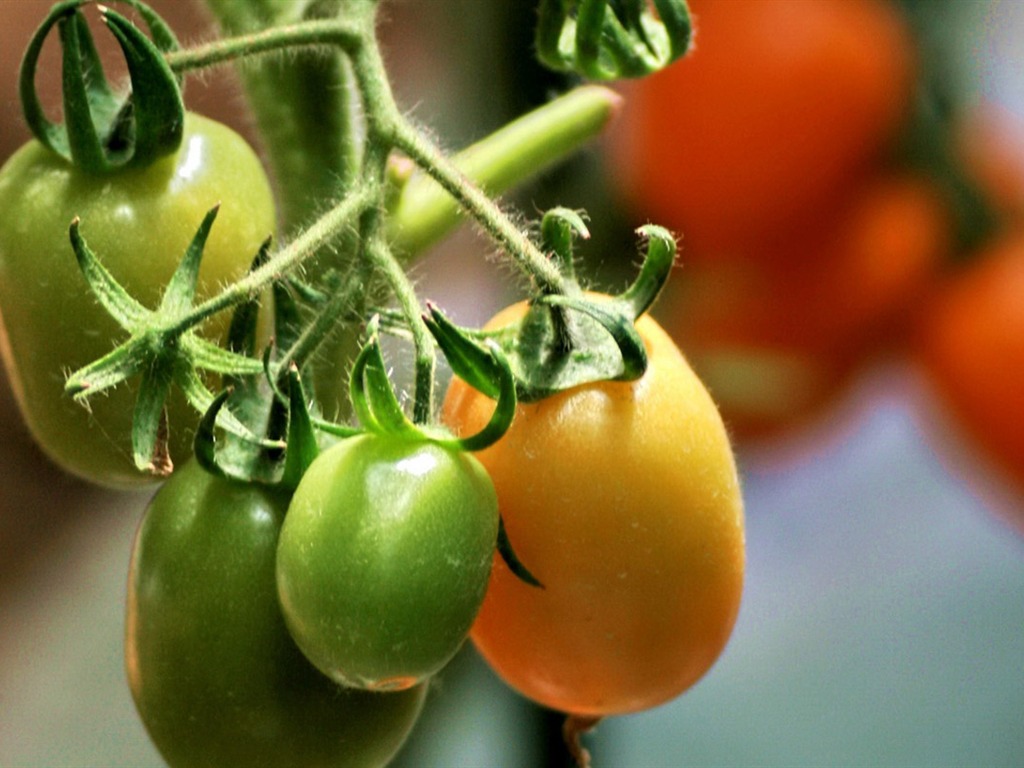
[
  {"x1": 0, "y1": 105, "x2": 745, "y2": 768},
  {"x1": 0, "y1": 1, "x2": 751, "y2": 765},
  {"x1": 609, "y1": 0, "x2": 1024, "y2": 523}
]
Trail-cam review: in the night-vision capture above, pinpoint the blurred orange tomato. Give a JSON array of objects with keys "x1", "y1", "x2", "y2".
[
  {"x1": 609, "y1": 0, "x2": 915, "y2": 259},
  {"x1": 916, "y1": 232, "x2": 1024, "y2": 501},
  {"x1": 666, "y1": 171, "x2": 951, "y2": 438}
]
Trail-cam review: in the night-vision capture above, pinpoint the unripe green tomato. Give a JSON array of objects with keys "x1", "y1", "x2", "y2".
[
  {"x1": 126, "y1": 460, "x2": 426, "y2": 768},
  {"x1": 276, "y1": 434, "x2": 500, "y2": 691},
  {"x1": 0, "y1": 113, "x2": 276, "y2": 488}
]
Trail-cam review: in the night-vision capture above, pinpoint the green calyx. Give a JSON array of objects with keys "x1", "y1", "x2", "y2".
[
  {"x1": 19, "y1": 0, "x2": 184, "y2": 173},
  {"x1": 430, "y1": 214, "x2": 677, "y2": 403},
  {"x1": 349, "y1": 316, "x2": 518, "y2": 453},
  {"x1": 536, "y1": 0, "x2": 693, "y2": 80},
  {"x1": 65, "y1": 208, "x2": 275, "y2": 476}
]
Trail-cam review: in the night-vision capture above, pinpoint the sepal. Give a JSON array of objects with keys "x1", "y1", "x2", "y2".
[
  {"x1": 19, "y1": 0, "x2": 184, "y2": 173},
  {"x1": 536, "y1": 0, "x2": 692, "y2": 80}
]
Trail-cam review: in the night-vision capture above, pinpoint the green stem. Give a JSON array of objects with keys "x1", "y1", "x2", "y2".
[
  {"x1": 366, "y1": 235, "x2": 436, "y2": 425},
  {"x1": 195, "y1": 6, "x2": 377, "y2": 418},
  {"x1": 392, "y1": 119, "x2": 569, "y2": 295},
  {"x1": 171, "y1": 185, "x2": 375, "y2": 336},
  {"x1": 175, "y1": 12, "x2": 591, "y2": 297},
  {"x1": 350, "y1": 38, "x2": 436, "y2": 424},
  {"x1": 198, "y1": 6, "x2": 362, "y2": 238},
  {"x1": 389, "y1": 85, "x2": 621, "y2": 258},
  {"x1": 164, "y1": 19, "x2": 362, "y2": 72},
  {"x1": 273, "y1": 278, "x2": 364, "y2": 384}
]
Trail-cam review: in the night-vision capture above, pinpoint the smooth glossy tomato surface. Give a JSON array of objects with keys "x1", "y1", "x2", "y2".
[
  {"x1": 609, "y1": 0, "x2": 915, "y2": 257},
  {"x1": 442, "y1": 302, "x2": 745, "y2": 716},
  {"x1": 916, "y1": 232, "x2": 1024, "y2": 503},
  {"x1": 126, "y1": 460, "x2": 426, "y2": 768},
  {"x1": 0, "y1": 113, "x2": 276, "y2": 488},
  {"x1": 276, "y1": 434, "x2": 499, "y2": 691}
]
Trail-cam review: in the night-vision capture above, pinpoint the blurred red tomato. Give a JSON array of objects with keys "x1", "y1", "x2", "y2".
[
  {"x1": 609, "y1": 0, "x2": 915, "y2": 259},
  {"x1": 916, "y1": 232, "x2": 1024, "y2": 505},
  {"x1": 666, "y1": 172, "x2": 951, "y2": 438}
]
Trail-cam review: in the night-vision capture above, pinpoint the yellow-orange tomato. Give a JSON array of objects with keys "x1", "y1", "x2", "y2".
[
  {"x1": 609, "y1": 0, "x2": 915, "y2": 258},
  {"x1": 441, "y1": 302, "x2": 745, "y2": 716},
  {"x1": 916, "y1": 232, "x2": 1024, "y2": 504}
]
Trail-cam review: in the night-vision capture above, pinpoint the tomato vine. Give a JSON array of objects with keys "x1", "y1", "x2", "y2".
[{"x1": 0, "y1": 1, "x2": 748, "y2": 766}]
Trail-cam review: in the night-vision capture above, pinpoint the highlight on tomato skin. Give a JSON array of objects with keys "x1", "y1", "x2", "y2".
[
  {"x1": 442, "y1": 300, "x2": 745, "y2": 717},
  {"x1": 607, "y1": 0, "x2": 916, "y2": 259},
  {"x1": 914, "y1": 231, "x2": 1024, "y2": 523}
]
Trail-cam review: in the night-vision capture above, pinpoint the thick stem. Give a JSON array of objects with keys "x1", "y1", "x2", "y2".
[
  {"x1": 198, "y1": 6, "x2": 362, "y2": 238},
  {"x1": 199, "y1": 4, "x2": 380, "y2": 419}
]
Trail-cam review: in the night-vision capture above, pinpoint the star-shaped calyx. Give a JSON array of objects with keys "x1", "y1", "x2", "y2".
[{"x1": 64, "y1": 205, "x2": 271, "y2": 476}]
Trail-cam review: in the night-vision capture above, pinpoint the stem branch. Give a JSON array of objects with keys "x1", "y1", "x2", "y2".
[
  {"x1": 392, "y1": 120, "x2": 569, "y2": 294},
  {"x1": 173, "y1": 185, "x2": 375, "y2": 335},
  {"x1": 164, "y1": 19, "x2": 363, "y2": 73}
]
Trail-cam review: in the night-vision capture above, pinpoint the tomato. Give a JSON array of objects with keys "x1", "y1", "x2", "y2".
[
  {"x1": 916, "y1": 231, "x2": 1024, "y2": 510},
  {"x1": 441, "y1": 302, "x2": 745, "y2": 716},
  {"x1": 0, "y1": 113, "x2": 276, "y2": 488},
  {"x1": 665, "y1": 172, "x2": 951, "y2": 438},
  {"x1": 126, "y1": 460, "x2": 426, "y2": 768},
  {"x1": 609, "y1": 0, "x2": 915, "y2": 258},
  {"x1": 276, "y1": 434, "x2": 499, "y2": 691}
]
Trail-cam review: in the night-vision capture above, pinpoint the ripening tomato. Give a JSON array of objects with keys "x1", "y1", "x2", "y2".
[
  {"x1": 916, "y1": 231, "x2": 1024, "y2": 505},
  {"x1": 609, "y1": 0, "x2": 915, "y2": 257},
  {"x1": 441, "y1": 301, "x2": 745, "y2": 716},
  {"x1": 126, "y1": 460, "x2": 426, "y2": 768},
  {"x1": 276, "y1": 434, "x2": 499, "y2": 692},
  {"x1": 0, "y1": 113, "x2": 276, "y2": 488},
  {"x1": 665, "y1": 171, "x2": 951, "y2": 438}
]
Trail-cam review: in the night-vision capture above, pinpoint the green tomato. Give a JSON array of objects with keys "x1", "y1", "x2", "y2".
[
  {"x1": 0, "y1": 113, "x2": 276, "y2": 488},
  {"x1": 126, "y1": 460, "x2": 426, "y2": 768},
  {"x1": 276, "y1": 434, "x2": 499, "y2": 691}
]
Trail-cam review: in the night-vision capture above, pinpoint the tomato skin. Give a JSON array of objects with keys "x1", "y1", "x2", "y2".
[
  {"x1": 442, "y1": 303, "x2": 745, "y2": 716},
  {"x1": 276, "y1": 434, "x2": 499, "y2": 691},
  {"x1": 0, "y1": 113, "x2": 276, "y2": 488},
  {"x1": 610, "y1": 0, "x2": 914, "y2": 257},
  {"x1": 126, "y1": 460, "x2": 426, "y2": 768},
  {"x1": 916, "y1": 232, "x2": 1024, "y2": 504}
]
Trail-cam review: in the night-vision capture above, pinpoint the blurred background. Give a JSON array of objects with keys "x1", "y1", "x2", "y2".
[{"x1": 1, "y1": 0, "x2": 1022, "y2": 766}]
